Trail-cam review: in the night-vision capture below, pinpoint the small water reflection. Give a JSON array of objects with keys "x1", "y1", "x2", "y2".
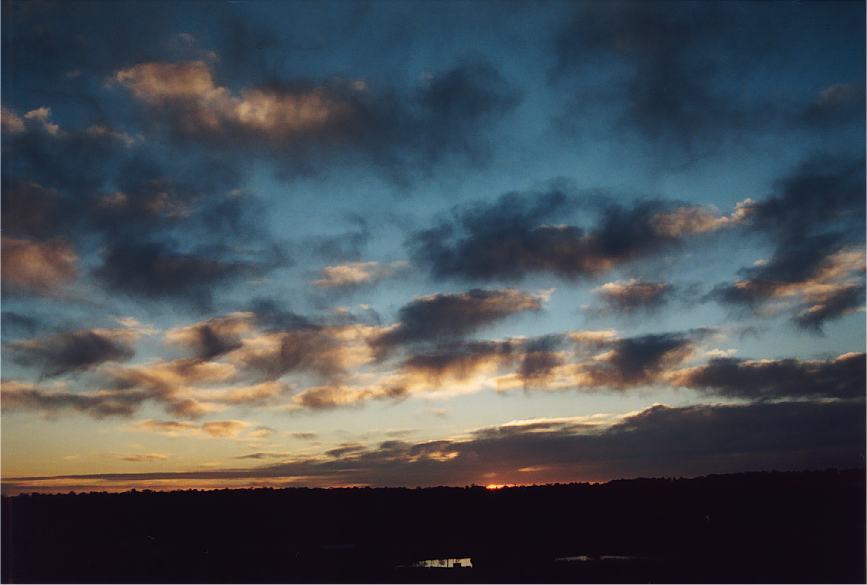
[{"x1": 411, "y1": 557, "x2": 473, "y2": 568}]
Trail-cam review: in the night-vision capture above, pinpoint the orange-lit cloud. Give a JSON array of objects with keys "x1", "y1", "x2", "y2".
[
  {"x1": 1, "y1": 106, "x2": 25, "y2": 133},
  {"x1": 723, "y1": 246, "x2": 865, "y2": 329},
  {"x1": 165, "y1": 312, "x2": 255, "y2": 359},
  {"x1": 1, "y1": 237, "x2": 77, "y2": 295},
  {"x1": 311, "y1": 260, "x2": 409, "y2": 288},
  {"x1": 132, "y1": 418, "x2": 250, "y2": 438},
  {"x1": 8, "y1": 399, "x2": 862, "y2": 494},
  {"x1": 113, "y1": 60, "x2": 351, "y2": 139},
  {"x1": 650, "y1": 199, "x2": 754, "y2": 237}
]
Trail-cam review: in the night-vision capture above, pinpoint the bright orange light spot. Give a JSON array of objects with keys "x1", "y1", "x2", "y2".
[{"x1": 486, "y1": 483, "x2": 507, "y2": 490}]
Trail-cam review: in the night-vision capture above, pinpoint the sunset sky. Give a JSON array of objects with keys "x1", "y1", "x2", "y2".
[{"x1": 1, "y1": 0, "x2": 865, "y2": 494}]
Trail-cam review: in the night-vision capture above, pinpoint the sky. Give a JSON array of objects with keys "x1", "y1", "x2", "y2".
[{"x1": 1, "y1": 0, "x2": 865, "y2": 494}]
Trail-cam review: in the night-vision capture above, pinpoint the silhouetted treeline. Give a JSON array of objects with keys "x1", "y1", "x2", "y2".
[{"x1": 2, "y1": 469, "x2": 865, "y2": 583}]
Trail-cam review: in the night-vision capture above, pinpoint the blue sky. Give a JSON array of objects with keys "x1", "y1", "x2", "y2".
[{"x1": 1, "y1": 0, "x2": 864, "y2": 493}]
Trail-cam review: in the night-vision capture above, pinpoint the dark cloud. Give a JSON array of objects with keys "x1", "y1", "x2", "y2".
[
  {"x1": 402, "y1": 339, "x2": 516, "y2": 378},
  {"x1": 0, "y1": 311, "x2": 41, "y2": 337},
  {"x1": 552, "y1": 1, "x2": 758, "y2": 156},
  {"x1": 0, "y1": 179, "x2": 60, "y2": 239},
  {"x1": 1, "y1": 104, "x2": 287, "y2": 308},
  {"x1": 551, "y1": 2, "x2": 865, "y2": 158},
  {"x1": 711, "y1": 156, "x2": 866, "y2": 330},
  {"x1": 311, "y1": 214, "x2": 371, "y2": 261},
  {"x1": 593, "y1": 279, "x2": 674, "y2": 314},
  {"x1": 409, "y1": 186, "x2": 737, "y2": 282},
  {"x1": 231, "y1": 328, "x2": 346, "y2": 381},
  {"x1": 799, "y1": 82, "x2": 866, "y2": 129},
  {"x1": 93, "y1": 240, "x2": 255, "y2": 310},
  {"x1": 110, "y1": 58, "x2": 519, "y2": 183},
  {"x1": 7, "y1": 329, "x2": 136, "y2": 378},
  {"x1": 166, "y1": 313, "x2": 252, "y2": 360},
  {"x1": 747, "y1": 156, "x2": 864, "y2": 240},
  {"x1": 372, "y1": 288, "x2": 544, "y2": 353},
  {"x1": 235, "y1": 452, "x2": 291, "y2": 460},
  {"x1": 12, "y1": 400, "x2": 864, "y2": 488},
  {"x1": 419, "y1": 61, "x2": 519, "y2": 125},
  {"x1": 671, "y1": 352, "x2": 866, "y2": 401},
  {"x1": 1, "y1": 381, "x2": 150, "y2": 419},
  {"x1": 793, "y1": 284, "x2": 866, "y2": 332},
  {"x1": 247, "y1": 299, "x2": 316, "y2": 332},
  {"x1": 519, "y1": 335, "x2": 567, "y2": 383},
  {"x1": 325, "y1": 443, "x2": 367, "y2": 458},
  {"x1": 584, "y1": 331, "x2": 695, "y2": 388},
  {"x1": 395, "y1": 329, "x2": 701, "y2": 393}
]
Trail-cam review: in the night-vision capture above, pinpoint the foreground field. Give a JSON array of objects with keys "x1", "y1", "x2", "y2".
[{"x1": 2, "y1": 469, "x2": 864, "y2": 583}]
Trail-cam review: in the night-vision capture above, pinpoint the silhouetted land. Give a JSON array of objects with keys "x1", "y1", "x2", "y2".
[{"x1": 2, "y1": 469, "x2": 865, "y2": 583}]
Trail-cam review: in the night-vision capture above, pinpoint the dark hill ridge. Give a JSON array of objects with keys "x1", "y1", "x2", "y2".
[{"x1": 2, "y1": 468, "x2": 865, "y2": 583}]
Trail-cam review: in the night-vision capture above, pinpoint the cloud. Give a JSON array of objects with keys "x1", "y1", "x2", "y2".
[
  {"x1": 93, "y1": 240, "x2": 258, "y2": 310},
  {"x1": 249, "y1": 426, "x2": 276, "y2": 439},
  {"x1": 793, "y1": 283, "x2": 866, "y2": 331},
  {"x1": 550, "y1": 2, "x2": 864, "y2": 159},
  {"x1": 372, "y1": 288, "x2": 546, "y2": 353},
  {"x1": 410, "y1": 186, "x2": 747, "y2": 282},
  {"x1": 112, "y1": 59, "x2": 520, "y2": 182},
  {"x1": 668, "y1": 351, "x2": 866, "y2": 401},
  {"x1": 311, "y1": 260, "x2": 409, "y2": 289},
  {"x1": 117, "y1": 453, "x2": 168, "y2": 462},
  {"x1": 649, "y1": 200, "x2": 754, "y2": 237},
  {"x1": 800, "y1": 82, "x2": 866, "y2": 128},
  {"x1": 235, "y1": 452, "x2": 291, "y2": 460},
  {"x1": 201, "y1": 420, "x2": 250, "y2": 438},
  {"x1": 113, "y1": 60, "x2": 349, "y2": 139},
  {"x1": 0, "y1": 312, "x2": 42, "y2": 337},
  {"x1": 290, "y1": 383, "x2": 407, "y2": 410},
  {"x1": 492, "y1": 330, "x2": 706, "y2": 392},
  {"x1": 228, "y1": 323, "x2": 380, "y2": 381},
  {"x1": 2, "y1": 115, "x2": 286, "y2": 310},
  {"x1": 746, "y1": 156, "x2": 864, "y2": 240},
  {"x1": 310, "y1": 215, "x2": 371, "y2": 261},
  {"x1": 1, "y1": 180, "x2": 62, "y2": 240},
  {"x1": 1, "y1": 380, "x2": 151, "y2": 419},
  {"x1": 202, "y1": 381, "x2": 291, "y2": 407},
  {"x1": 325, "y1": 443, "x2": 367, "y2": 458},
  {"x1": 104, "y1": 358, "x2": 236, "y2": 418},
  {"x1": 165, "y1": 312, "x2": 255, "y2": 359},
  {"x1": 401, "y1": 339, "x2": 517, "y2": 381},
  {"x1": 712, "y1": 244, "x2": 865, "y2": 331},
  {"x1": 281, "y1": 328, "x2": 707, "y2": 407},
  {"x1": 7, "y1": 328, "x2": 137, "y2": 378},
  {"x1": 711, "y1": 156, "x2": 866, "y2": 330},
  {"x1": 1, "y1": 237, "x2": 77, "y2": 296},
  {"x1": 1, "y1": 107, "x2": 26, "y2": 134},
  {"x1": 131, "y1": 419, "x2": 250, "y2": 438},
  {"x1": 291, "y1": 432, "x2": 317, "y2": 440},
  {"x1": 11, "y1": 400, "x2": 864, "y2": 489},
  {"x1": 280, "y1": 328, "x2": 712, "y2": 407},
  {"x1": 593, "y1": 279, "x2": 674, "y2": 313},
  {"x1": 579, "y1": 331, "x2": 698, "y2": 388},
  {"x1": 24, "y1": 107, "x2": 61, "y2": 135},
  {"x1": 552, "y1": 2, "x2": 750, "y2": 154},
  {"x1": 2, "y1": 356, "x2": 238, "y2": 421}
]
